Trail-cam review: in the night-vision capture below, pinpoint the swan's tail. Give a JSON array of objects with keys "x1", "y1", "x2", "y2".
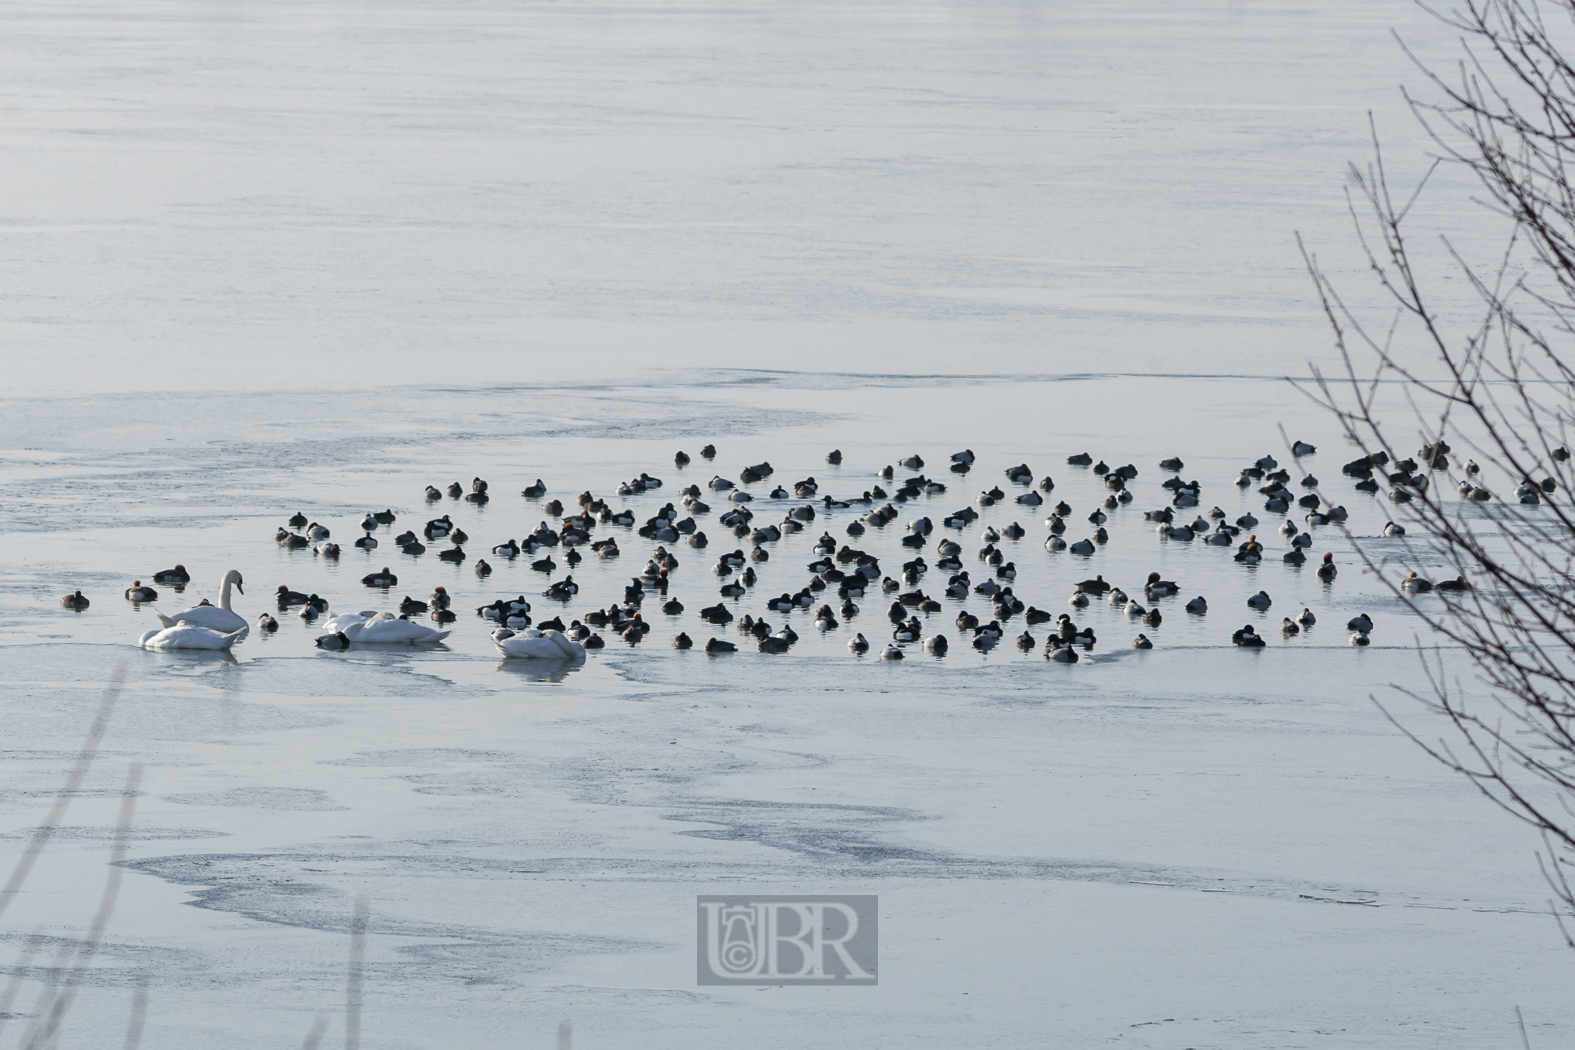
[
  {"x1": 543, "y1": 629, "x2": 584, "y2": 659},
  {"x1": 221, "y1": 629, "x2": 246, "y2": 649},
  {"x1": 432, "y1": 630, "x2": 452, "y2": 642},
  {"x1": 154, "y1": 610, "x2": 175, "y2": 628}
]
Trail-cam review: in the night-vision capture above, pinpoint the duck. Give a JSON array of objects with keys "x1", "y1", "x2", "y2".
[
  {"x1": 138, "y1": 623, "x2": 246, "y2": 650},
  {"x1": 276, "y1": 585, "x2": 310, "y2": 606},
  {"x1": 306, "y1": 523, "x2": 331, "y2": 541},
  {"x1": 1142, "y1": 609, "x2": 1162, "y2": 627},
  {"x1": 1349, "y1": 630, "x2": 1371, "y2": 646},
  {"x1": 672, "y1": 632, "x2": 693, "y2": 649},
  {"x1": 1234, "y1": 535, "x2": 1264, "y2": 563},
  {"x1": 152, "y1": 565, "x2": 191, "y2": 585},
  {"x1": 154, "y1": 570, "x2": 247, "y2": 632},
  {"x1": 878, "y1": 643, "x2": 905, "y2": 660},
  {"x1": 924, "y1": 635, "x2": 948, "y2": 655},
  {"x1": 1383, "y1": 521, "x2": 1406, "y2": 537},
  {"x1": 1068, "y1": 592, "x2": 1089, "y2": 608},
  {"x1": 124, "y1": 581, "x2": 158, "y2": 602},
  {"x1": 316, "y1": 543, "x2": 341, "y2": 558},
  {"x1": 1232, "y1": 625, "x2": 1266, "y2": 647},
  {"x1": 399, "y1": 596, "x2": 429, "y2": 614},
  {"x1": 257, "y1": 612, "x2": 279, "y2": 632},
  {"x1": 522, "y1": 479, "x2": 547, "y2": 498},
  {"x1": 846, "y1": 633, "x2": 870, "y2": 653},
  {"x1": 424, "y1": 486, "x2": 443, "y2": 501},
  {"x1": 1291, "y1": 440, "x2": 1317, "y2": 457},
  {"x1": 374, "y1": 509, "x2": 396, "y2": 525},
  {"x1": 438, "y1": 546, "x2": 467, "y2": 563},
  {"x1": 1280, "y1": 618, "x2": 1300, "y2": 635},
  {"x1": 401, "y1": 540, "x2": 427, "y2": 556},
  {"x1": 1046, "y1": 642, "x2": 1079, "y2": 662},
  {"x1": 314, "y1": 631, "x2": 351, "y2": 651},
  {"x1": 1132, "y1": 634, "x2": 1153, "y2": 649},
  {"x1": 60, "y1": 590, "x2": 90, "y2": 610},
  {"x1": 288, "y1": 512, "x2": 309, "y2": 529},
  {"x1": 362, "y1": 567, "x2": 397, "y2": 587},
  {"x1": 1283, "y1": 548, "x2": 1306, "y2": 565},
  {"x1": 1402, "y1": 571, "x2": 1434, "y2": 595},
  {"x1": 355, "y1": 533, "x2": 378, "y2": 550},
  {"x1": 1436, "y1": 575, "x2": 1471, "y2": 593},
  {"x1": 1144, "y1": 573, "x2": 1179, "y2": 597},
  {"x1": 1316, "y1": 553, "x2": 1338, "y2": 581},
  {"x1": 1246, "y1": 591, "x2": 1272, "y2": 610},
  {"x1": 1185, "y1": 596, "x2": 1207, "y2": 614},
  {"x1": 1346, "y1": 613, "x2": 1374, "y2": 632}
]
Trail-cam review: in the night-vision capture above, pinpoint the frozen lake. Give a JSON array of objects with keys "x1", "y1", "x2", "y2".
[{"x1": 1, "y1": 0, "x2": 1569, "y2": 1047}]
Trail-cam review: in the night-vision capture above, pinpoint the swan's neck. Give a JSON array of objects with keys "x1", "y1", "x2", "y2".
[{"x1": 220, "y1": 579, "x2": 233, "y2": 611}]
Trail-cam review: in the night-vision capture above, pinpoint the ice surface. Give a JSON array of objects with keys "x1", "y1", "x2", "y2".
[{"x1": 1, "y1": 0, "x2": 1570, "y2": 1046}]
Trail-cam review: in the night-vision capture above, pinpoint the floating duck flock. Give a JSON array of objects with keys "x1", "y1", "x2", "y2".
[{"x1": 60, "y1": 440, "x2": 1507, "y2": 661}]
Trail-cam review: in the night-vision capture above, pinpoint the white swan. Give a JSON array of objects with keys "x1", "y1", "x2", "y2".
[
  {"x1": 323, "y1": 611, "x2": 376, "y2": 634},
  {"x1": 139, "y1": 624, "x2": 246, "y2": 650},
  {"x1": 341, "y1": 612, "x2": 451, "y2": 644},
  {"x1": 493, "y1": 627, "x2": 585, "y2": 659},
  {"x1": 155, "y1": 570, "x2": 248, "y2": 632}
]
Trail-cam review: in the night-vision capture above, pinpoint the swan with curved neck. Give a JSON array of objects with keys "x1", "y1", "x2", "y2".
[
  {"x1": 155, "y1": 570, "x2": 247, "y2": 632},
  {"x1": 139, "y1": 624, "x2": 246, "y2": 650}
]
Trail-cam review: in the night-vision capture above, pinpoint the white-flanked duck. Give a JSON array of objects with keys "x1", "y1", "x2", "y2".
[
  {"x1": 1144, "y1": 573, "x2": 1178, "y2": 597},
  {"x1": 125, "y1": 581, "x2": 158, "y2": 602},
  {"x1": 1401, "y1": 571, "x2": 1433, "y2": 595},
  {"x1": 1231, "y1": 624, "x2": 1266, "y2": 647}
]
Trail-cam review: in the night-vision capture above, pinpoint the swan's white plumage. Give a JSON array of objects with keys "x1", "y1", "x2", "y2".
[
  {"x1": 156, "y1": 569, "x2": 247, "y2": 632},
  {"x1": 139, "y1": 624, "x2": 245, "y2": 650},
  {"x1": 341, "y1": 612, "x2": 451, "y2": 644},
  {"x1": 493, "y1": 628, "x2": 585, "y2": 659}
]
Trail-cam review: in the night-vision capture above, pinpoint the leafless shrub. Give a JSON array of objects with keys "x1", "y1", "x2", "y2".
[{"x1": 1302, "y1": 0, "x2": 1575, "y2": 939}]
